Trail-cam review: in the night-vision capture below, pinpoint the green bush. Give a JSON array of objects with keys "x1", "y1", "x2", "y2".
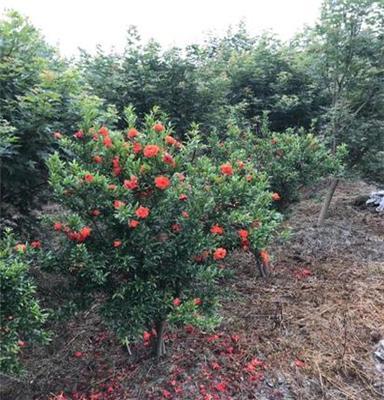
[{"x1": 0, "y1": 229, "x2": 48, "y2": 374}]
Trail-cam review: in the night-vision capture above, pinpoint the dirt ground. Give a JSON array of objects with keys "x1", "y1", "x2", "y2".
[{"x1": 2, "y1": 179, "x2": 383, "y2": 400}]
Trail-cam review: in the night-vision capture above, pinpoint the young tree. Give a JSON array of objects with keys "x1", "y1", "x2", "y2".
[{"x1": 45, "y1": 107, "x2": 281, "y2": 357}]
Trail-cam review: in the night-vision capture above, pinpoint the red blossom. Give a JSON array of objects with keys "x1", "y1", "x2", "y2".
[
  {"x1": 108, "y1": 184, "x2": 117, "y2": 191},
  {"x1": 181, "y1": 211, "x2": 189, "y2": 219},
  {"x1": 210, "y1": 224, "x2": 224, "y2": 235},
  {"x1": 73, "y1": 351, "x2": 84, "y2": 358},
  {"x1": 175, "y1": 172, "x2": 185, "y2": 182},
  {"x1": 143, "y1": 144, "x2": 160, "y2": 158},
  {"x1": 179, "y1": 193, "x2": 188, "y2": 201},
  {"x1": 155, "y1": 175, "x2": 171, "y2": 190},
  {"x1": 214, "y1": 382, "x2": 227, "y2": 392},
  {"x1": 135, "y1": 206, "x2": 150, "y2": 219},
  {"x1": 171, "y1": 223, "x2": 182, "y2": 233},
  {"x1": 295, "y1": 359, "x2": 305, "y2": 368},
  {"x1": 84, "y1": 174, "x2": 94, "y2": 183},
  {"x1": 127, "y1": 128, "x2": 139, "y2": 139},
  {"x1": 161, "y1": 389, "x2": 172, "y2": 399},
  {"x1": 91, "y1": 209, "x2": 101, "y2": 217},
  {"x1": 74, "y1": 130, "x2": 84, "y2": 139},
  {"x1": 17, "y1": 340, "x2": 27, "y2": 348},
  {"x1": 103, "y1": 136, "x2": 112, "y2": 148},
  {"x1": 93, "y1": 155, "x2": 103, "y2": 164},
  {"x1": 238, "y1": 229, "x2": 248, "y2": 239},
  {"x1": 124, "y1": 176, "x2": 139, "y2": 190},
  {"x1": 128, "y1": 219, "x2": 140, "y2": 228},
  {"x1": 220, "y1": 163, "x2": 233, "y2": 176},
  {"x1": 163, "y1": 152, "x2": 176, "y2": 167},
  {"x1": 213, "y1": 247, "x2": 227, "y2": 260},
  {"x1": 113, "y1": 240, "x2": 122, "y2": 248},
  {"x1": 99, "y1": 126, "x2": 109, "y2": 137},
  {"x1": 14, "y1": 244, "x2": 26, "y2": 253},
  {"x1": 79, "y1": 226, "x2": 91, "y2": 241},
  {"x1": 193, "y1": 297, "x2": 202, "y2": 306},
  {"x1": 153, "y1": 123, "x2": 165, "y2": 133},
  {"x1": 272, "y1": 192, "x2": 281, "y2": 201},
  {"x1": 114, "y1": 200, "x2": 125, "y2": 209},
  {"x1": 173, "y1": 298, "x2": 181, "y2": 306},
  {"x1": 143, "y1": 331, "x2": 151, "y2": 342},
  {"x1": 133, "y1": 142, "x2": 142, "y2": 154},
  {"x1": 237, "y1": 160, "x2": 245, "y2": 169},
  {"x1": 31, "y1": 240, "x2": 41, "y2": 249}
]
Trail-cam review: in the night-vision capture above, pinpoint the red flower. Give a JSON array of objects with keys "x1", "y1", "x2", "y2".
[
  {"x1": 108, "y1": 184, "x2": 117, "y2": 191},
  {"x1": 135, "y1": 206, "x2": 150, "y2": 219},
  {"x1": 79, "y1": 226, "x2": 91, "y2": 241},
  {"x1": 113, "y1": 240, "x2": 122, "y2": 248},
  {"x1": 103, "y1": 136, "x2": 112, "y2": 148},
  {"x1": 133, "y1": 142, "x2": 142, "y2": 154},
  {"x1": 162, "y1": 389, "x2": 172, "y2": 399},
  {"x1": 294, "y1": 359, "x2": 305, "y2": 368},
  {"x1": 155, "y1": 175, "x2": 171, "y2": 190},
  {"x1": 74, "y1": 130, "x2": 84, "y2": 139},
  {"x1": 17, "y1": 340, "x2": 27, "y2": 348},
  {"x1": 181, "y1": 211, "x2": 189, "y2": 219},
  {"x1": 238, "y1": 229, "x2": 248, "y2": 239},
  {"x1": 165, "y1": 135, "x2": 177, "y2": 145},
  {"x1": 73, "y1": 351, "x2": 84, "y2": 358},
  {"x1": 259, "y1": 250, "x2": 270, "y2": 265},
  {"x1": 210, "y1": 224, "x2": 224, "y2": 235},
  {"x1": 193, "y1": 298, "x2": 202, "y2": 306},
  {"x1": 31, "y1": 240, "x2": 41, "y2": 249},
  {"x1": 237, "y1": 160, "x2": 245, "y2": 169},
  {"x1": 128, "y1": 220, "x2": 140, "y2": 228},
  {"x1": 91, "y1": 209, "x2": 101, "y2": 217},
  {"x1": 153, "y1": 123, "x2": 165, "y2": 133},
  {"x1": 54, "y1": 222, "x2": 63, "y2": 231},
  {"x1": 143, "y1": 144, "x2": 160, "y2": 158},
  {"x1": 99, "y1": 126, "x2": 109, "y2": 137},
  {"x1": 272, "y1": 192, "x2": 281, "y2": 201},
  {"x1": 113, "y1": 168, "x2": 121, "y2": 177},
  {"x1": 114, "y1": 200, "x2": 125, "y2": 209},
  {"x1": 124, "y1": 176, "x2": 138, "y2": 190},
  {"x1": 215, "y1": 382, "x2": 227, "y2": 392},
  {"x1": 211, "y1": 361, "x2": 221, "y2": 370},
  {"x1": 171, "y1": 223, "x2": 182, "y2": 233},
  {"x1": 220, "y1": 163, "x2": 233, "y2": 176},
  {"x1": 213, "y1": 247, "x2": 227, "y2": 260},
  {"x1": 93, "y1": 155, "x2": 103, "y2": 164},
  {"x1": 173, "y1": 298, "x2": 181, "y2": 306},
  {"x1": 179, "y1": 193, "x2": 188, "y2": 201},
  {"x1": 163, "y1": 152, "x2": 176, "y2": 167},
  {"x1": 14, "y1": 244, "x2": 26, "y2": 253},
  {"x1": 53, "y1": 132, "x2": 63, "y2": 140},
  {"x1": 84, "y1": 174, "x2": 94, "y2": 183},
  {"x1": 127, "y1": 128, "x2": 139, "y2": 139},
  {"x1": 143, "y1": 331, "x2": 151, "y2": 342}
]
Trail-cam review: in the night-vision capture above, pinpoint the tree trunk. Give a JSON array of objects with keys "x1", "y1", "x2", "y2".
[
  {"x1": 318, "y1": 178, "x2": 339, "y2": 226},
  {"x1": 153, "y1": 319, "x2": 166, "y2": 359}
]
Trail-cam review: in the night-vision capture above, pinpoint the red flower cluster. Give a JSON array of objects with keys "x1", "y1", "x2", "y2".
[
  {"x1": 272, "y1": 192, "x2": 281, "y2": 201},
  {"x1": 213, "y1": 248, "x2": 227, "y2": 260},
  {"x1": 210, "y1": 224, "x2": 224, "y2": 235},
  {"x1": 124, "y1": 176, "x2": 138, "y2": 190},
  {"x1": 259, "y1": 250, "x2": 270, "y2": 265},
  {"x1": 179, "y1": 193, "x2": 188, "y2": 201},
  {"x1": 153, "y1": 123, "x2": 165, "y2": 133},
  {"x1": 163, "y1": 152, "x2": 176, "y2": 167},
  {"x1": 31, "y1": 240, "x2": 41, "y2": 249},
  {"x1": 84, "y1": 173, "x2": 94, "y2": 183},
  {"x1": 73, "y1": 130, "x2": 84, "y2": 139},
  {"x1": 128, "y1": 219, "x2": 140, "y2": 228},
  {"x1": 135, "y1": 206, "x2": 150, "y2": 219},
  {"x1": 114, "y1": 200, "x2": 125, "y2": 209},
  {"x1": 112, "y1": 157, "x2": 121, "y2": 176},
  {"x1": 155, "y1": 175, "x2": 171, "y2": 190},
  {"x1": 220, "y1": 163, "x2": 233, "y2": 176},
  {"x1": 133, "y1": 142, "x2": 142, "y2": 154},
  {"x1": 93, "y1": 155, "x2": 103, "y2": 164},
  {"x1": 143, "y1": 144, "x2": 160, "y2": 158},
  {"x1": 127, "y1": 128, "x2": 139, "y2": 139}
]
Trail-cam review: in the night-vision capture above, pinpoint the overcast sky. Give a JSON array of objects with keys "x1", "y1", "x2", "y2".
[{"x1": 1, "y1": 0, "x2": 323, "y2": 56}]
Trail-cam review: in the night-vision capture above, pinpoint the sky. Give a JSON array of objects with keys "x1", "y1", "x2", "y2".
[{"x1": 1, "y1": 0, "x2": 323, "y2": 56}]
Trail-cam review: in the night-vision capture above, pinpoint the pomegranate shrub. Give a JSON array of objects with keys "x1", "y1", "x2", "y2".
[{"x1": 46, "y1": 107, "x2": 281, "y2": 356}]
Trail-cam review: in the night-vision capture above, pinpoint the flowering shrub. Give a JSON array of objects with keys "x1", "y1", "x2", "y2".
[
  {"x1": 0, "y1": 229, "x2": 48, "y2": 374},
  {"x1": 46, "y1": 107, "x2": 281, "y2": 356},
  {"x1": 208, "y1": 124, "x2": 346, "y2": 205}
]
